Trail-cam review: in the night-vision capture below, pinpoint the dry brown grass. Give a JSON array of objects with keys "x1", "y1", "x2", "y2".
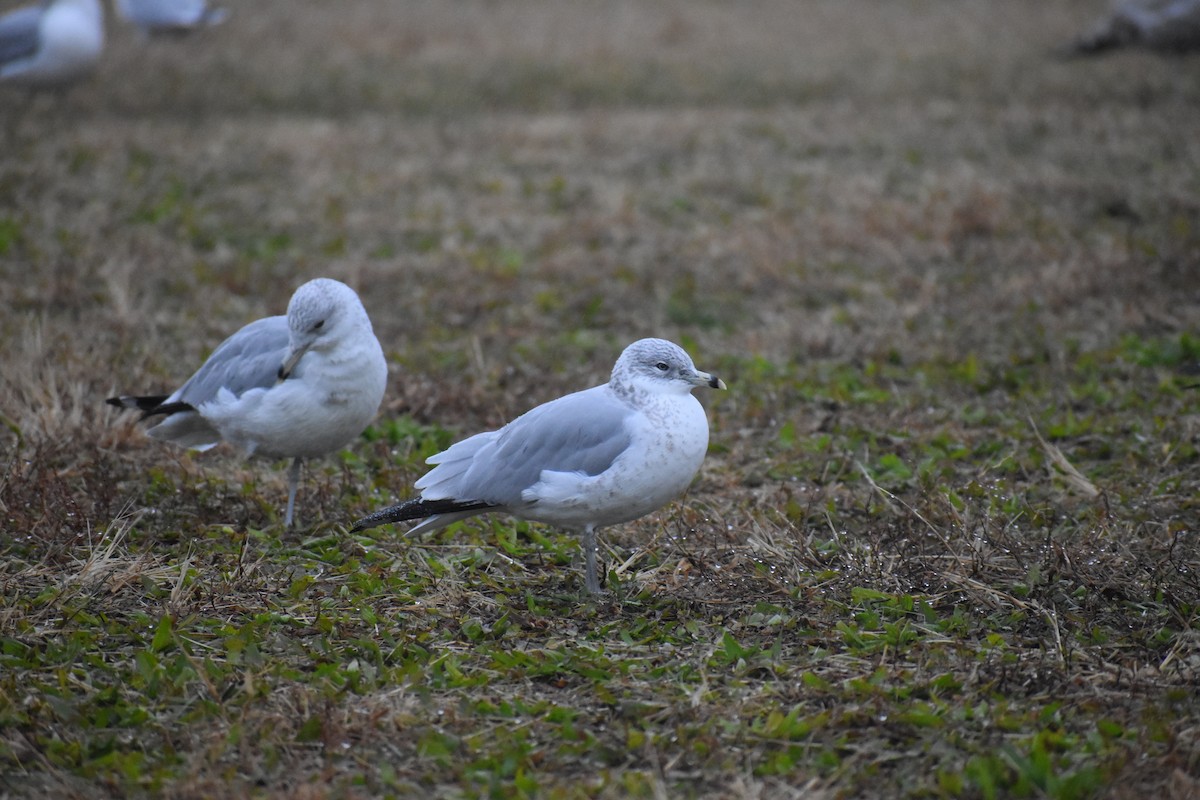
[{"x1": 2, "y1": 0, "x2": 1199, "y2": 798}]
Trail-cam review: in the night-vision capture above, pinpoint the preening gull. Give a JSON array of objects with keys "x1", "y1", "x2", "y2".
[
  {"x1": 352, "y1": 338, "x2": 726, "y2": 594},
  {"x1": 114, "y1": 0, "x2": 228, "y2": 35},
  {"x1": 0, "y1": 0, "x2": 103, "y2": 88},
  {"x1": 108, "y1": 278, "x2": 389, "y2": 528}
]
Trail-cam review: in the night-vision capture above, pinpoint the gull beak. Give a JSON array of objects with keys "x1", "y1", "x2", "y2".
[
  {"x1": 277, "y1": 341, "x2": 312, "y2": 381},
  {"x1": 698, "y1": 370, "x2": 727, "y2": 390}
]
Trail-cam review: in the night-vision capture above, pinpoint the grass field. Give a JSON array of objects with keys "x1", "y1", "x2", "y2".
[{"x1": 2, "y1": 0, "x2": 1200, "y2": 797}]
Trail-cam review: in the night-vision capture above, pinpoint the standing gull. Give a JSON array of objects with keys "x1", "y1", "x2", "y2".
[
  {"x1": 114, "y1": 0, "x2": 228, "y2": 35},
  {"x1": 0, "y1": 0, "x2": 104, "y2": 88},
  {"x1": 1072, "y1": 0, "x2": 1200, "y2": 54},
  {"x1": 352, "y1": 338, "x2": 725, "y2": 594},
  {"x1": 108, "y1": 278, "x2": 388, "y2": 528}
]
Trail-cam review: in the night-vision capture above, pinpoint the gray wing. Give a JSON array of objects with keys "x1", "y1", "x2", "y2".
[
  {"x1": 452, "y1": 385, "x2": 634, "y2": 505},
  {"x1": 171, "y1": 315, "x2": 290, "y2": 407},
  {"x1": 0, "y1": 7, "x2": 42, "y2": 66}
]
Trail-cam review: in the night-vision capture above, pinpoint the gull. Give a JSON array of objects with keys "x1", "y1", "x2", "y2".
[
  {"x1": 113, "y1": 0, "x2": 228, "y2": 35},
  {"x1": 1072, "y1": 0, "x2": 1200, "y2": 54},
  {"x1": 108, "y1": 278, "x2": 389, "y2": 528},
  {"x1": 0, "y1": 0, "x2": 104, "y2": 88},
  {"x1": 352, "y1": 338, "x2": 726, "y2": 594}
]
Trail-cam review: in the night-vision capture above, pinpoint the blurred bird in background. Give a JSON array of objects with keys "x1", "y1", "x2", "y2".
[
  {"x1": 1073, "y1": 0, "x2": 1200, "y2": 54},
  {"x1": 113, "y1": 0, "x2": 227, "y2": 36},
  {"x1": 0, "y1": 0, "x2": 104, "y2": 87}
]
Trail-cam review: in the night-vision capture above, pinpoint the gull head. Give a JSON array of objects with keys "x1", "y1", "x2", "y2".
[
  {"x1": 278, "y1": 279, "x2": 369, "y2": 380},
  {"x1": 611, "y1": 338, "x2": 726, "y2": 396}
]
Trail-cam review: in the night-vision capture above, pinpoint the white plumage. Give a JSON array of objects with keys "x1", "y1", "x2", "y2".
[
  {"x1": 0, "y1": 0, "x2": 103, "y2": 88},
  {"x1": 353, "y1": 338, "x2": 725, "y2": 594},
  {"x1": 109, "y1": 278, "x2": 389, "y2": 528},
  {"x1": 113, "y1": 0, "x2": 227, "y2": 35}
]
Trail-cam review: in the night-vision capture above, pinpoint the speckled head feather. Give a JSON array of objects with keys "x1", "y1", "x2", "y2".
[
  {"x1": 610, "y1": 337, "x2": 725, "y2": 397},
  {"x1": 286, "y1": 279, "x2": 371, "y2": 347}
]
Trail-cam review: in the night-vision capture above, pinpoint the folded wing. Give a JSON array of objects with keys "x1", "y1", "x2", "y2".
[{"x1": 420, "y1": 385, "x2": 634, "y2": 507}]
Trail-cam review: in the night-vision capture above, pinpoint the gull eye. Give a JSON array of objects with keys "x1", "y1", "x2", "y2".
[
  {"x1": 313, "y1": 320, "x2": 325, "y2": 331},
  {"x1": 655, "y1": 361, "x2": 669, "y2": 372}
]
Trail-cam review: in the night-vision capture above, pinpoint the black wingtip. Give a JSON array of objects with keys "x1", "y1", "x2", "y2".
[
  {"x1": 144, "y1": 401, "x2": 195, "y2": 418},
  {"x1": 107, "y1": 394, "x2": 172, "y2": 412},
  {"x1": 107, "y1": 395, "x2": 197, "y2": 420},
  {"x1": 350, "y1": 497, "x2": 496, "y2": 533}
]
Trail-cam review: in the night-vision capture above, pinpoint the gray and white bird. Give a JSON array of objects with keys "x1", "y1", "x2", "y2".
[
  {"x1": 0, "y1": 0, "x2": 103, "y2": 88},
  {"x1": 108, "y1": 278, "x2": 389, "y2": 528},
  {"x1": 352, "y1": 338, "x2": 725, "y2": 594},
  {"x1": 1073, "y1": 0, "x2": 1200, "y2": 54},
  {"x1": 113, "y1": 0, "x2": 227, "y2": 35}
]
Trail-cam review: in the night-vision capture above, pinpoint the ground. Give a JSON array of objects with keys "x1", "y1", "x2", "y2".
[{"x1": 1, "y1": 0, "x2": 1199, "y2": 798}]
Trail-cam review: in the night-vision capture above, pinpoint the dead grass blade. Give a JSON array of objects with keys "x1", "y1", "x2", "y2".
[
  {"x1": 1029, "y1": 417, "x2": 1101, "y2": 498},
  {"x1": 64, "y1": 507, "x2": 179, "y2": 592}
]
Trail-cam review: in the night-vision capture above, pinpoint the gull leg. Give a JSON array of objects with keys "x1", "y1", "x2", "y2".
[
  {"x1": 285, "y1": 457, "x2": 302, "y2": 528},
  {"x1": 582, "y1": 526, "x2": 601, "y2": 594}
]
